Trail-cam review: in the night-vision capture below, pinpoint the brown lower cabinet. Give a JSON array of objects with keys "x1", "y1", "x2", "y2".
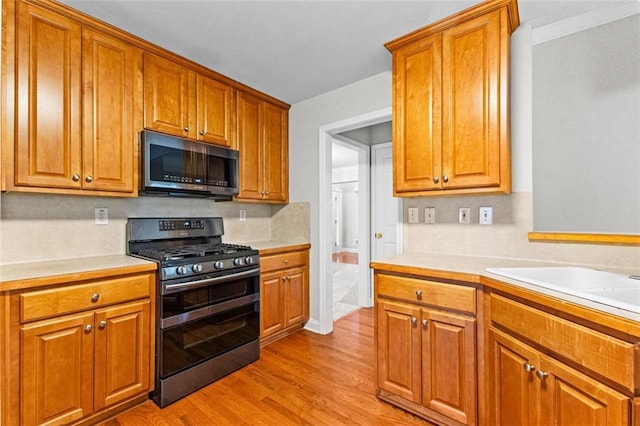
[
  {"x1": 372, "y1": 263, "x2": 640, "y2": 426},
  {"x1": 1, "y1": 268, "x2": 155, "y2": 426},
  {"x1": 488, "y1": 292, "x2": 634, "y2": 426},
  {"x1": 259, "y1": 245, "x2": 310, "y2": 346},
  {"x1": 374, "y1": 271, "x2": 478, "y2": 425},
  {"x1": 489, "y1": 328, "x2": 629, "y2": 425}
]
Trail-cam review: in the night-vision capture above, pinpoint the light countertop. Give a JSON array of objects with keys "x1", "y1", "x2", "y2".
[
  {"x1": 0, "y1": 255, "x2": 157, "y2": 291},
  {"x1": 371, "y1": 252, "x2": 640, "y2": 323}
]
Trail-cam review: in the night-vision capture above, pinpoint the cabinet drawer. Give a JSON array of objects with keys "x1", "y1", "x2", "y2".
[
  {"x1": 20, "y1": 274, "x2": 151, "y2": 323},
  {"x1": 261, "y1": 250, "x2": 307, "y2": 272},
  {"x1": 376, "y1": 273, "x2": 476, "y2": 314},
  {"x1": 490, "y1": 293, "x2": 636, "y2": 390}
]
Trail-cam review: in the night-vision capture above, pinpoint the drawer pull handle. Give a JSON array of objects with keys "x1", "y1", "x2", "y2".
[
  {"x1": 415, "y1": 289, "x2": 423, "y2": 298},
  {"x1": 523, "y1": 363, "x2": 536, "y2": 373},
  {"x1": 536, "y1": 370, "x2": 549, "y2": 380},
  {"x1": 421, "y1": 319, "x2": 428, "y2": 326},
  {"x1": 91, "y1": 293, "x2": 100, "y2": 303},
  {"x1": 98, "y1": 320, "x2": 107, "y2": 329},
  {"x1": 411, "y1": 317, "x2": 417, "y2": 325},
  {"x1": 85, "y1": 324, "x2": 93, "y2": 332}
]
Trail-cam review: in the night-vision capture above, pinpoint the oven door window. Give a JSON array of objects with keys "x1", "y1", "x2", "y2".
[
  {"x1": 160, "y1": 302, "x2": 259, "y2": 378},
  {"x1": 162, "y1": 277, "x2": 256, "y2": 319}
]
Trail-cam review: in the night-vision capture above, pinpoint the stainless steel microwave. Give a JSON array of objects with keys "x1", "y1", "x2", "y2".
[{"x1": 140, "y1": 130, "x2": 239, "y2": 199}]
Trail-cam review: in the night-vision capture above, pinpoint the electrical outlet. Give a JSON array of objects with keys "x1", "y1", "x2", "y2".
[
  {"x1": 425, "y1": 207, "x2": 436, "y2": 224},
  {"x1": 239, "y1": 209, "x2": 247, "y2": 222},
  {"x1": 95, "y1": 208, "x2": 108, "y2": 225},
  {"x1": 479, "y1": 207, "x2": 493, "y2": 225},
  {"x1": 458, "y1": 207, "x2": 470, "y2": 224},
  {"x1": 408, "y1": 207, "x2": 419, "y2": 224}
]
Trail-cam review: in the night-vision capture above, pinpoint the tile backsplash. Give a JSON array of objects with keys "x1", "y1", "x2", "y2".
[
  {"x1": 403, "y1": 192, "x2": 640, "y2": 273},
  {"x1": 0, "y1": 193, "x2": 309, "y2": 264}
]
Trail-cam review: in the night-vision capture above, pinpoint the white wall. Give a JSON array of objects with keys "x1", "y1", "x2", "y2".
[
  {"x1": 289, "y1": 20, "x2": 640, "y2": 329},
  {"x1": 289, "y1": 72, "x2": 392, "y2": 320}
]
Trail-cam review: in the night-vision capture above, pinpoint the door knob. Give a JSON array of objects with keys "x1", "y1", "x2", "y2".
[{"x1": 375, "y1": 232, "x2": 383, "y2": 239}]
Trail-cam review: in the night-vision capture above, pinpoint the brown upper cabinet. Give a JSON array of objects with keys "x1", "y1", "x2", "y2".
[
  {"x1": 386, "y1": 0, "x2": 520, "y2": 196},
  {"x1": 236, "y1": 90, "x2": 289, "y2": 203},
  {"x1": 143, "y1": 53, "x2": 235, "y2": 148},
  {"x1": 5, "y1": 0, "x2": 141, "y2": 196}
]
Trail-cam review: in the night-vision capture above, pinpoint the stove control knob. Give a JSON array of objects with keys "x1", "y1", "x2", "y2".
[
  {"x1": 214, "y1": 261, "x2": 225, "y2": 270},
  {"x1": 176, "y1": 265, "x2": 188, "y2": 275},
  {"x1": 245, "y1": 256, "x2": 254, "y2": 265},
  {"x1": 192, "y1": 263, "x2": 203, "y2": 273},
  {"x1": 233, "y1": 257, "x2": 244, "y2": 266}
]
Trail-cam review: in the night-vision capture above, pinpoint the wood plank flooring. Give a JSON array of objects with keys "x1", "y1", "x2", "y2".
[{"x1": 103, "y1": 308, "x2": 431, "y2": 425}]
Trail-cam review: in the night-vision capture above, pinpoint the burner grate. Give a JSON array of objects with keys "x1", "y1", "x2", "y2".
[{"x1": 137, "y1": 243, "x2": 253, "y2": 262}]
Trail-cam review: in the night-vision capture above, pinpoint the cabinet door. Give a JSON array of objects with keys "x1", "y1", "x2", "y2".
[
  {"x1": 262, "y1": 102, "x2": 288, "y2": 203},
  {"x1": 15, "y1": 1, "x2": 82, "y2": 189},
  {"x1": 82, "y1": 29, "x2": 138, "y2": 193},
  {"x1": 143, "y1": 53, "x2": 194, "y2": 137},
  {"x1": 196, "y1": 75, "x2": 234, "y2": 147},
  {"x1": 392, "y1": 34, "x2": 442, "y2": 194},
  {"x1": 236, "y1": 91, "x2": 263, "y2": 200},
  {"x1": 260, "y1": 270, "x2": 284, "y2": 337},
  {"x1": 540, "y1": 355, "x2": 630, "y2": 426},
  {"x1": 283, "y1": 266, "x2": 308, "y2": 327},
  {"x1": 488, "y1": 328, "x2": 539, "y2": 426},
  {"x1": 376, "y1": 299, "x2": 421, "y2": 403},
  {"x1": 94, "y1": 300, "x2": 150, "y2": 411},
  {"x1": 21, "y1": 312, "x2": 94, "y2": 426},
  {"x1": 441, "y1": 10, "x2": 502, "y2": 189},
  {"x1": 422, "y1": 309, "x2": 476, "y2": 425}
]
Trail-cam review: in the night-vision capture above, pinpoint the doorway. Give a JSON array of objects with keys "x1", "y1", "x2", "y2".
[{"x1": 317, "y1": 108, "x2": 402, "y2": 334}]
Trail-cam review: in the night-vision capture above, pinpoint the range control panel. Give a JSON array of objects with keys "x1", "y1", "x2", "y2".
[{"x1": 158, "y1": 220, "x2": 206, "y2": 231}]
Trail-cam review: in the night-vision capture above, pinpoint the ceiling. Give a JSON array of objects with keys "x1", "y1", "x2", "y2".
[{"x1": 58, "y1": 0, "x2": 632, "y2": 105}]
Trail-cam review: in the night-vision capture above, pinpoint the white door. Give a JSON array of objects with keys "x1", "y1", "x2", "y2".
[
  {"x1": 331, "y1": 191, "x2": 342, "y2": 253},
  {"x1": 372, "y1": 144, "x2": 401, "y2": 260}
]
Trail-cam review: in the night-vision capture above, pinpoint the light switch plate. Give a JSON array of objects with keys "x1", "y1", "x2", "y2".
[
  {"x1": 425, "y1": 207, "x2": 436, "y2": 224},
  {"x1": 458, "y1": 208, "x2": 470, "y2": 224}
]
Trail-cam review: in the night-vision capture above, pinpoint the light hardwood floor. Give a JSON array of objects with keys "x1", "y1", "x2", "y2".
[{"x1": 103, "y1": 308, "x2": 431, "y2": 425}]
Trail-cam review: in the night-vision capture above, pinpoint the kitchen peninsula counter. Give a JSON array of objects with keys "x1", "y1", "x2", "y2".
[
  {"x1": 370, "y1": 252, "x2": 640, "y2": 323},
  {"x1": 0, "y1": 255, "x2": 157, "y2": 291}
]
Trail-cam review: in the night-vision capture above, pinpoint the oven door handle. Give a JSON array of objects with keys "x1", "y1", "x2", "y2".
[
  {"x1": 161, "y1": 293, "x2": 259, "y2": 329},
  {"x1": 163, "y1": 267, "x2": 259, "y2": 294}
]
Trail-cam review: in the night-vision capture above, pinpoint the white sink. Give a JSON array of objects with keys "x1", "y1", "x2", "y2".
[{"x1": 486, "y1": 267, "x2": 640, "y2": 313}]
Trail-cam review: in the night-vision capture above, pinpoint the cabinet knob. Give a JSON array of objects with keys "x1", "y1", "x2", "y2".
[
  {"x1": 536, "y1": 370, "x2": 549, "y2": 380},
  {"x1": 523, "y1": 363, "x2": 536, "y2": 373},
  {"x1": 98, "y1": 320, "x2": 107, "y2": 329},
  {"x1": 183, "y1": 127, "x2": 189, "y2": 132},
  {"x1": 284, "y1": 259, "x2": 289, "y2": 265},
  {"x1": 411, "y1": 317, "x2": 417, "y2": 324},
  {"x1": 415, "y1": 289, "x2": 423, "y2": 298},
  {"x1": 199, "y1": 130, "x2": 205, "y2": 135},
  {"x1": 91, "y1": 293, "x2": 100, "y2": 303},
  {"x1": 443, "y1": 175, "x2": 449, "y2": 183},
  {"x1": 85, "y1": 175, "x2": 93, "y2": 183},
  {"x1": 375, "y1": 232, "x2": 383, "y2": 239},
  {"x1": 433, "y1": 176, "x2": 439, "y2": 184},
  {"x1": 72, "y1": 174, "x2": 80, "y2": 182},
  {"x1": 85, "y1": 324, "x2": 93, "y2": 332},
  {"x1": 421, "y1": 319, "x2": 428, "y2": 326}
]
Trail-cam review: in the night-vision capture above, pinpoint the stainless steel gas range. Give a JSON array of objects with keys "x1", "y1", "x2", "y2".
[{"x1": 127, "y1": 217, "x2": 260, "y2": 407}]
